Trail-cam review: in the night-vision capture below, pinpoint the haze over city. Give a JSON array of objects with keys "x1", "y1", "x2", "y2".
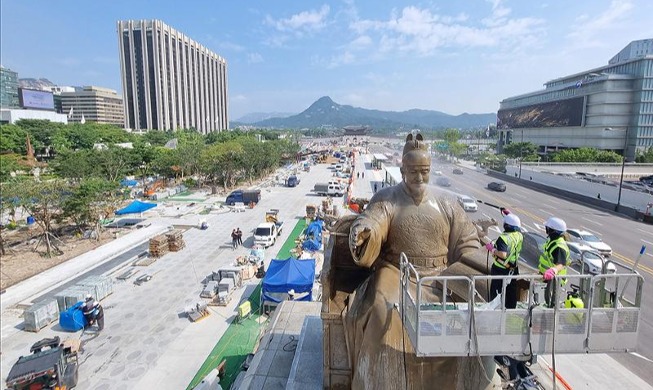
[{"x1": 1, "y1": 0, "x2": 652, "y2": 120}]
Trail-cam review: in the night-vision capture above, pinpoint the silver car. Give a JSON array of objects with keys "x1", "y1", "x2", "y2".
[
  {"x1": 567, "y1": 242, "x2": 616, "y2": 275},
  {"x1": 457, "y1": 195, "x2": 478, "y2": 212}
]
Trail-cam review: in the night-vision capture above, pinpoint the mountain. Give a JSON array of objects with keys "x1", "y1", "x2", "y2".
[
  {"x1": 250, "y1": 96, "x2": 495, "y2": 130},
  {"x1": 235, "y1": 112, "x2": 296, "y2": 124},
  {"x1": 19, "y1": 78, "x2": 57, "y2": 91}
]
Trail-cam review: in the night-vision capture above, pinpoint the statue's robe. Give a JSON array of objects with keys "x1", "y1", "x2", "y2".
[{"x1": 344, "y1": 182, "x2": 495, "y2": 389}]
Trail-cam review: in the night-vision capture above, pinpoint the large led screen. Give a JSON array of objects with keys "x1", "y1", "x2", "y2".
[
  {"x1": 18, "y1": 88, "x2": 55, "y2": 110},
  {"x1": 497, "y1": 96, "x2": 584, "y2": 129}
]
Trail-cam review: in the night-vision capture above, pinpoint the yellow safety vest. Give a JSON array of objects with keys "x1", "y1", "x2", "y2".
[
  {"x1": 493, "y1": 231, "x2": 523, "y2": 269},
  {"x1": 538, "y1": 236, "x2": 570, "y2": 275}
]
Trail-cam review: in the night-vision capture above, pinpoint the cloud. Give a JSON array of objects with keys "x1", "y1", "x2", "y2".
[
  {"x1": 567, "y1": 0, "x2": 634, "y2": 48},
  {"x1": 342, "y1": 4, "x2": 544, "y2": 61},
  {"x1": 231, "y1": 94, "x2": 247, "y2": 102},
  {"x1": 265, "y1": 5, "x2": 330, "y2": 33},
  {"x1": 247, "y1": 52, "x2": 263, "y2": 64}
]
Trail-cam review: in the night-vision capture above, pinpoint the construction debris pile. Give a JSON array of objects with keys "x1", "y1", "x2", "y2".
[{"x1": 166, "y1": 230, "x2": 186, "y2": 252}]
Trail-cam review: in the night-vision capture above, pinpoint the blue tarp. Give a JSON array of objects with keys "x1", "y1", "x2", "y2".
[
  {"x1": 302, "y1": 238, "x2": 322, "y2": 252},
  {"x1": 262, "y1": 258, "x2": 315, "y2": 303},
  {"x1": 305, "y1": 220, "x2": 323, "y2": 239},
  {"x1": 115, "y1": 200, "x2": 157, "y2": 215},
  {"x1": 59, "y1": 302, "x2": 87, "y2": 331},
  {"x1": 120, "y1": 179, "x2": 139, "y2": 187}
]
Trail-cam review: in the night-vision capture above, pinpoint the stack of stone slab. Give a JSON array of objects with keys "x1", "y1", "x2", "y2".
[
  {"x1": 54, "y1": 285, "x2": 95, "y2": 312},
  {"x1": 149, "y1": 234, "x2": 169, "y2": 257},
  {"x1": 76, "y1": 275, "x2": 113, "y2": 301},
  {"x1": 23, "y1": 300, "x2": 60, "y2": 332},
  {"x1": 166, "y1": 230, "x2": 186, "y2": 252}
]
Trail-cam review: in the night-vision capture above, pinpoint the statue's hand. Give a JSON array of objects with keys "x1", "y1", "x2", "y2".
[{"x1": 354, "y1": 226, "x2": 372, "y2": 247}]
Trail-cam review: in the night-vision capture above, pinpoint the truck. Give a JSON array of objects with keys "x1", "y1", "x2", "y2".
[
  {"x1": 225, "y1": 189, "x2": 261, "y2": 206},
  {"x1": 286, "y1": 175, "x2": 300, "y2": 187},
  {"x1": 254, "y1": 210, "x2": 284, "y2": 248},
  {"x1": 313, "y1": 183, "x2": 344, "y2": 197},
  {"x1": 6, "y1": 336, "x2": 79, "y2": 390}
]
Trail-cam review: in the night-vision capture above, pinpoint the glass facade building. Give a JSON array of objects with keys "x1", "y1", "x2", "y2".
[
  {"x1": 117, "y1": 20, "x2": 228, "y2": 133},
  {"x1": 498, "y1": 39, "x2": 653, "y2": 160},
  {"x1": 0, "y1": 67, "x2": 20, "y2": 108}
]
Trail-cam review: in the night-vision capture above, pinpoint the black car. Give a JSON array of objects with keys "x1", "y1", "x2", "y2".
[
  {"x1": 487, "y1": 181, "x2": 506, "y2": 192},
  {"x1": 452, "y1": 168, "x2": 464, "y2": 175}
]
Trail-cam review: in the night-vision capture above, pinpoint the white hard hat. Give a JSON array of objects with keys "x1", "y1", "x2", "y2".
[
  {"x1": 545, "y1": 217, "x2": 567, "y2": 232},
  {"x1": 85, "y1": 294, "x2": 93, "y2": 301},
  {"x1": 288, "y1": 289, "x2": 295, "y2": 295},
  {"x1": 503, "y1": 214, "x2": 521, "y2": 228}
]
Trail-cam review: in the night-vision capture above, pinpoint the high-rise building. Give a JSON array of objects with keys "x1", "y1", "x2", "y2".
[
  {"x1": 117, "y1": 19, "x2": 228, "y2": 133},
  {"x1": 0, "y1": 67, "x2": 20, "y2": 108},
  {"x1": 59, "y1": 86, "x2": 125, "y2": 126}
]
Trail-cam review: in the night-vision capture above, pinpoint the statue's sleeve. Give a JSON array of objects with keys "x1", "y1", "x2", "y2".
[
  {"x1": 349, "y1": 196, "x2": 391, "y2": 268},
  {"x1": 446, "y1": 199, "x2": 488, "y2": 273}
]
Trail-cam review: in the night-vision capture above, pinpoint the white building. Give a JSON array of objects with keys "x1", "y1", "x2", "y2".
[
  {"x1": 0, "y1": 109, "x2": 67, "y2": 124},
  {"x1": 117, "y1": 19, "x2": 228, "y2": 133}
]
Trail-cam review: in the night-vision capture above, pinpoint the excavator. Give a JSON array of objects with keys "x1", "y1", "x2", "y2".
[{"x1": 144, "y1": 180, "x2": 164, "y2": 198}]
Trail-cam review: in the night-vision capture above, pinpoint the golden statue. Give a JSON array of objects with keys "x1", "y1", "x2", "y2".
[{"x1": 334, "y1": 133, "x2": 495, "y2": 389}]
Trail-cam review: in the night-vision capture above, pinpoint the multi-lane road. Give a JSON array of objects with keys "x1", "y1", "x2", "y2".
[{"x1": 431, "y1": 160, "x2": 653, "y2": 382}]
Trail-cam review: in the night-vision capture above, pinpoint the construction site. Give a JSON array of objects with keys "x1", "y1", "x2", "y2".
[{"x1": 1, "y1": 146, "x2": 651, "y2": 390}]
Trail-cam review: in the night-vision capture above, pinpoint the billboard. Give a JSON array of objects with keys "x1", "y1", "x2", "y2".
[
  {"x1": 497, "y1": 96, "x2": 584, "y2": 129},
  {"x1": 18, "y1": 88, "x2": 55, "y2": 111}
]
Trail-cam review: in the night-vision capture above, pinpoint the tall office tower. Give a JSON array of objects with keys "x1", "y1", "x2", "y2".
[{"x1": 117, "y1": 20, "x2": 228, "y2": 133}]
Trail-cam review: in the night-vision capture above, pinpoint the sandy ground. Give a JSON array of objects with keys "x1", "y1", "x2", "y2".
[{"x1": 0, "y1": 227, "x2": 123, "y2": 290}]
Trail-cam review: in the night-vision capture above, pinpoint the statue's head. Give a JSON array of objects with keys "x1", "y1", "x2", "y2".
[{"x1": 400, "y1": 133, "x2": 431, "y2": 198}]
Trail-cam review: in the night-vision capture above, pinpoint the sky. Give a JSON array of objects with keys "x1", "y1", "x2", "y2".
[{"x1": 2, "y1": 0, "x2": 652, "y2": 121}]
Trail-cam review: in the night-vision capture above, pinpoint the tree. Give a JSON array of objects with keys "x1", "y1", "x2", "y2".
[
  {"x1": 201, "y1": 141, "x2": 244, "y2": 191},
  {"x1": 62, "y1": 178, "x2": 120, "y2": 240},
  {"x1": 503, "y1": 142, "x2": 538, "y2": 159},
  {"x1": 4, "y1": 179, "x2": 70, "y2": 257},
  {"x1": 0, "y1": 124, "x2": 28, "y2": 154},
  {"x1": 552, "y1": 148, "x2": 622, "y2": 163},
  {"x1": 442, "y1": 128, "x2": 461, "y2": 144},
  {"x1": 0, "y1": 154, "x2": 23, "y2": 181},
  {"x1": 50, "y1": 150, "x2": 97, "y2": 180},
  {"x1": 636, "y1": 147, "x2": 653, "y2": 163}
]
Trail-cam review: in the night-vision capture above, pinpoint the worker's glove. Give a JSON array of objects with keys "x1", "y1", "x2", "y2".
[
  {"x1": 484, "y1": 242, "x2": 494, "y2": 252},
  {"x1": 543, "y1": 267, "x2": 558, "y2": 281}
]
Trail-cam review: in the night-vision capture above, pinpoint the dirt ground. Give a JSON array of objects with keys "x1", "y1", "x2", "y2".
[{"x1": 0, "y1": 227, "x2": 124, "y2": 291}]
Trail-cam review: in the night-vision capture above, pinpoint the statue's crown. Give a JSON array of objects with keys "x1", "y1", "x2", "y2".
[{"x1": 402, "y1": 133, "x2": 428, "y2": 157}]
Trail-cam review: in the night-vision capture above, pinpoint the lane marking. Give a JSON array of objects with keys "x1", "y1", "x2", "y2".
[
  {"x1": 581, "y1": 217, "x2": 602, "y2": 226},
  {"x1": 638, "y1": 228, "x2": 653, "y2": 237},
  {"x1": 641, "y1": 239, "x2": 653, "y2": 246},
  {"x1": 539, "y1": 208, "x2": 553, "y2": 215},
  {"x1": 511, "y1": 192, "x2": 526, "y2": 199},
  {"x1": 612, "y1": 251, "x2": 653, "y2": 276},
  {"x1": 541, "y1": 202, "x2": 556, "y2": 208}
]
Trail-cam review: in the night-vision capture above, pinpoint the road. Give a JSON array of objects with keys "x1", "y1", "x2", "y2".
[{"x1": 432, "y1": 160, "x2": 653, "y2": 383}]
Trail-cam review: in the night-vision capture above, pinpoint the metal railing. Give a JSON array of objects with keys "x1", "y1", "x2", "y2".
[{"x1": 398, "y1": 253, "x2": 643, "y2": 357}]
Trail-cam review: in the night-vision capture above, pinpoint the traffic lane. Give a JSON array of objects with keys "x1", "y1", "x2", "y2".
[
  {"x1": 446, "y1": 168, "x2": 653, "y2": 277},
  {"x1": 447, "y1": 166, "x2": 653, "y2": 362}
]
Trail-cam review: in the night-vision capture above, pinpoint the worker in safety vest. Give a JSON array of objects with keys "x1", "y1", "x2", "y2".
[
  {"x1": 485, "y1": 213, "x2": 523, "y2": 308},
  {"x1": 538, "y1": 217, "x2": 570, "y2": 308}
]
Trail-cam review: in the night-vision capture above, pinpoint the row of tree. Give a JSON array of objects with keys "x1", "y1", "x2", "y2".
[{"x1": 0, "y1": 120, "x2": 300, "y2": 256}]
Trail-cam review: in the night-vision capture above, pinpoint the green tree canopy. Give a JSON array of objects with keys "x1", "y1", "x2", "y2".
[{"x1": 552, "y1": 147, "x2": 622, "y2": 163}]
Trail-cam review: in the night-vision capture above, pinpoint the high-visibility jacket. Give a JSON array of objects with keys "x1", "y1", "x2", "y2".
[
  {"x1": 493, "y1": 231, "x2": 523, "y2": 269},
  {"x1": 538, "y1": 236, "x2": 570, "y2": 275}
]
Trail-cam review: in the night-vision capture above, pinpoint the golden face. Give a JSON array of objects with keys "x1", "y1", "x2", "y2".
[{"x1": 401, "y1": 151, "x2": 431, "y2": 197}]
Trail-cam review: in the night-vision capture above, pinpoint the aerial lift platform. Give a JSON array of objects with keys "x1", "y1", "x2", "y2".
[{"x1": 398, "y1": 253, "x2": 644, "y2": 358}]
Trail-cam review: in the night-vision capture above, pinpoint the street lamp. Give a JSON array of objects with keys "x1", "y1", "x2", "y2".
[{"x1": 604, "y1": 128, "x2": 628, "y2": 212}]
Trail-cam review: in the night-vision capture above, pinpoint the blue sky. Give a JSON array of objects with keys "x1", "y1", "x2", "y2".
[{"x1": 2, "y1": 0, "x2": 652, "y2": 121}]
